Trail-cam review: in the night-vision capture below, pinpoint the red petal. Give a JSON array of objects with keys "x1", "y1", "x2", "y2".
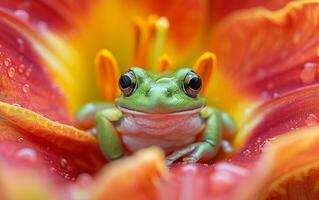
[{"x1": 0, "y1": 4, "x2": 105, "y2": 180}]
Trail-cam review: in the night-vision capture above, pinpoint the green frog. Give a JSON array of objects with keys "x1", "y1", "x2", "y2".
[{"x1": 76, "y1": 67, "x2": 236, "y2": 164}]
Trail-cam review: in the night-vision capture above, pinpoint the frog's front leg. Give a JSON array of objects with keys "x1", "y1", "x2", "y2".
[
  {"x1": 76, "y1": 102, "x2": 114, "y2": 130},
  {"x1": 166, "y1": 107, "x2": 222, "y2": 164},
  {"x1": 95, "y1": 108, "x2": 124, "y2": 160}
]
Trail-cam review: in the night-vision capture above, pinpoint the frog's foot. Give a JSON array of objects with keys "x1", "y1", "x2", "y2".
[
  {"x1": 166, "y1": 140, "x2": 219, "y2": 165},
  {"x1": 166, "y1": 143, "x2": 198, "y2": 165}
]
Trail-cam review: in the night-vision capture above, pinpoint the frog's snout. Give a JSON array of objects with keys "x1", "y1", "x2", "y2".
[{"x1": 146, "y1": 77, "x2": 177, "y2": 98}]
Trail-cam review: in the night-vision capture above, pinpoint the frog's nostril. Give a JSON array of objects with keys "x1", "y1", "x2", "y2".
[{"x1": 166, "y1": 89, "x2": 172, "y2": 97}]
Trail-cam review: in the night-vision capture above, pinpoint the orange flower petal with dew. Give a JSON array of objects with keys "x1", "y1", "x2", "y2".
[{"x1": 207, "y1": 1, "x2": 319, "y2": 118}]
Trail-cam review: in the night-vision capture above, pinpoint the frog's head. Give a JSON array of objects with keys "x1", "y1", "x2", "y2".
[{"x1": 115, "y1": 67, "x2": 206, "y2": 113}]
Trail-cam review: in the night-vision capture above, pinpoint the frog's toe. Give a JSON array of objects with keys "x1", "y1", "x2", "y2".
[
  {"x1": 165, "y1": 143, "x2": 199, "y2": 165},
  {"x1": 165, "y1": 158, "x2": 175, "y2": 166},
  {"x1": 182, "y1": 156, "x2": 199, "y2": 163}
]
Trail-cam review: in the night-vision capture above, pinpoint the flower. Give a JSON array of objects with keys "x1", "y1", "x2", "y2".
[{"x1": 0, "y1": 0, "x2": 318, "y2": 199}]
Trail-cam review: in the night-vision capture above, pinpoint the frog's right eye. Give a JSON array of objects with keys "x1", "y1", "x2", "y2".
[{"x1": 119, "y1": 70, "x2": 137, "y2": 96}]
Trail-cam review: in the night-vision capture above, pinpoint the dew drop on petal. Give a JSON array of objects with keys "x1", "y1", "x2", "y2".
[
  {"x1": 60, "y1": 158, "x2": 68, "y2": 167},
  {"x1": 25, "y1": 68, "x2": 32, "y2": 77},
  {"x1": 260, "y1": 91, "x2": 271, "y2": 100},
  {"x1": 12, "y1": 103, "x2": 21, "y2": 107},
  {"x1": 16, "y1": 148, "x2": 37, "y2": 162},
  {"x1": 181, "y1": 164, "x2": 198, "y2": 173},
  {"x1": 14, "y1": 9, "x2": 30, "y2": 21},
  {"x1": 76, "y1": 173, "x2": 93, "y2": 186},
  {"x1": 300, "y1": 63, "x2": 317, "y2": 84},
  {"x1": 7, "y1": 67, "x2": 15, "y2": 78},
  {"x1": 16, "y1": 137, "x2": 24, "y2": 143},
  {"x1": 18, "y1": 64, "x2": 25, "y2": 73},
  {"x1": 22, "y1": 84, "x2": 30, "y2": 93},
  {"x1": 49, "y1": 167, "x2": 57, "y2": 173},
  {"x1": 243, "y1": 149, "x2": 251, "y2": 156},
  {"x1": 37, "y1": 21, "x2": 48, "y2": 30},
  {"x1": 4, "y1": 58, "x2": 11, "y2": 67},
  {"x1": 305, "y1": 113, "x2": 318, "y2": 127}
]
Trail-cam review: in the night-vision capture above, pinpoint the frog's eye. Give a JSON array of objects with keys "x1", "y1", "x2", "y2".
[
  {"x1": 183, "y1": 71, "x2": 202, "y2": 97},
  {"x1": 119, "y1": 70, "x2": 137, "y2": 96}
]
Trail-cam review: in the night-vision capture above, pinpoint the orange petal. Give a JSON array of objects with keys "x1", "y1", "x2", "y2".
[
  {"x1": 208, "y1": 1, "x2": 319, "y2": 105},
  {"x1": 95, "y1": 49, "x2": 120, "y2": 102},
  {"x1": 235, "y1": 84, "x2": 319, "y2": 147},
  {"x1": 232, "y1": 125, "x2": 319, "y2": 199},
  {"x1": 0, "y1": 101, "x2": 99, "y2": 153},
  {"x1": 209, "y1": 0, "x2": 291, "y2": 25},
  {"x1": 91, "y1": 147, "x2": 168, "y2": 200},
  {"x1": 0, "y1": 163, "x2": 62, "y2": 200}
]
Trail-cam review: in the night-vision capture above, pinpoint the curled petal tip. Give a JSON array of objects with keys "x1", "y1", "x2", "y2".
[{"x1": 92, "y1": 147, "x2": 168, "y2": 200}]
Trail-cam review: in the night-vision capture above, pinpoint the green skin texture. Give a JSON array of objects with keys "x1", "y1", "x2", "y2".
[{"x1": 76, "y1": 67, "x2": 236, "y2": 164}]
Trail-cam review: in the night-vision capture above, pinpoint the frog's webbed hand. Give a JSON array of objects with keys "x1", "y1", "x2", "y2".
[
  {"x1": 95, "y1": 107, "x2": 123, "y2": 160},
  {"x1": 166, "y1": 107, "x2": 222, "y2": 164},
  {"x1": 76, "y1": 102, "x2": 114, "y2": 130}
]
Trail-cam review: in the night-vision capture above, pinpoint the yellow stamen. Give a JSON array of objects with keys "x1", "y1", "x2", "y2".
[
  {"x1": 0, "y1": 101, "x2": 98, "y2": 153},
  {"x1": 193, "y1": 52, "x2": 217, "y2": 95},
  {"x1": 157, "y1": 54, "x2": 173, "y2": 72},
  {"x1": 132, "y1": 17, "x2": 150, "y2": 67},
  {"x1": 95, "y1": 49, "x2": 120, "y2": 101},
  {"x1": 132, "y1": 16, "x2": 169, "y2": 70},
  {"x1": 149, "y1": 17, "x2": 169, "y2": 71}
]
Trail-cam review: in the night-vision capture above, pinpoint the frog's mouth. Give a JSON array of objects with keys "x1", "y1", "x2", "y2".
[
  {"x1": 117, "y1": 106, "x2": 203, "y2": 116},
  {"x1": 117, "y1": 106, "x2": 204, "y2": 134}
]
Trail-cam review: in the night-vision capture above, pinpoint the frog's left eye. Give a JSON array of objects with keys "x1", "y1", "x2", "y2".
[
  {"x1": 183, "y1": 71, "x2": 202, "y2": 97},
  {"x1": 119, "y1": 70, "x2": 137, "y2": 96}
]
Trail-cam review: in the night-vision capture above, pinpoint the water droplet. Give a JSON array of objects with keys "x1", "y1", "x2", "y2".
[
  {"x1": 16, "y1": 148, "x2": 37, "y2": 162},
  {"x1": 18, "y1": 64, "x2": 25, "y2": 73},
  {"x1": 261, "y1": 91, "x2": 271, "y2": 99},
  {"x1": 67, "y1": 166, "x2": 73, "y2": 172},
  {"x1": 64, "y1": 173, "x2": 71, "y2": 180},
  {"x1": 37, "y1": 21, "x2": 48, "y2": 30},
  {"x1": 12, "y1": 103, "x2": 21, "y2": 107},
  {"x1": 301, "y1": 62, "x2": 318, "y2": 85},
  {"x1": 305, "y1": 113, "x2": 318, "y2": 127},
  {"x1": 14, "y1": 9, "x2": 30, "y2": 21},
  {"x1": 76, "y1": 173, "x2": 92, "y2": 185},
  {"x1": 7, "y1": 67, "x2": 15, "y2": 78},
  {"x1": 22, "y1": 84, "x2": 30, "y2": 93},
  {"x1": 4, "y1": 58, "x2": 11, "y2": 67},
  {"x1": 60, "y1": 158, "x2": 68, "y2": 167},
  {"x1": 25, "y1": 68, "x2": 32, "y2": 77},
  {"x1": 272, "y1": 92, "x2": 279, "y2": 98},
  {"x1": 243, "y1": 149, "x2": 251, "y2": 156},
  {"x1": 16, "y1": 38, "x2": 25, "y2": 52},
  {"x1": 256, "y1": 137, "x2": 261, "y2": 143},
  {"x1": 16, "y1": 137, "x2": 24, "y2": 143},
  {"x1": 181, "y1": 164, "x2": 198, "y2": 173},
  {"x1": 49, "y1": 167, "x2": 57, "y2": 173}
]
